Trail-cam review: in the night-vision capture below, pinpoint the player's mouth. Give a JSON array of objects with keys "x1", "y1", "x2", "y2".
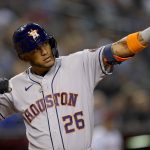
[
  {"x1": 43, "y1": 56, "x2": 51, "y2": 62},
  {"x1": 43, "y1": 56, "x2": 51, "y2": 61}
]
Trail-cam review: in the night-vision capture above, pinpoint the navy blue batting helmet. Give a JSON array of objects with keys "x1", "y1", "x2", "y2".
[{"x1": 13, "y1": 23, "x2": 59, "y2": 58}]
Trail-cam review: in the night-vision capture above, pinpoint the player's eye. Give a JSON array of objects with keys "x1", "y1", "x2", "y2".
[{"x1": 42, "y1": 41, "x2": 49, "y2": 47}]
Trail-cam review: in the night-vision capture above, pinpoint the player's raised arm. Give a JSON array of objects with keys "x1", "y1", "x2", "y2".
[{"x1": 103, "y1": 27, "x2": 150, "y2": 65}]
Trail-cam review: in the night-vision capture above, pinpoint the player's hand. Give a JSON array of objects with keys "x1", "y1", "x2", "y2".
[{"x1": 0, "y1": 78, "x2": 11, "y2": 94}]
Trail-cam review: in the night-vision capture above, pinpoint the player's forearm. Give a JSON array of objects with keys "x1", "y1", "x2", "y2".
[
  {"x1": 103, "y1": 27, "x2": 150, "y2": 65},
  {"x1": 112, "y1": 37, "x2": 135, "y2": 57},
  {"x1": 112, "y1": 28, "x2": 150, "y2": 57}
]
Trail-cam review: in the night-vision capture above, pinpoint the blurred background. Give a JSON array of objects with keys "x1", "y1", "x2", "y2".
[{"x1": 0, "y1": 0, "x2": 150, "y2": 150}]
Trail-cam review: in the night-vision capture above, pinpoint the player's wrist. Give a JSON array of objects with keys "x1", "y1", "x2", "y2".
[{"x1": 126, "y1": 32, "x2": 147, "y2": 54}]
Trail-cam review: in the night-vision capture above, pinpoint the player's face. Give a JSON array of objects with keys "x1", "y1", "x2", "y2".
[{"x1": 22, "y1": 41, "x2": 55, "y2": 70}]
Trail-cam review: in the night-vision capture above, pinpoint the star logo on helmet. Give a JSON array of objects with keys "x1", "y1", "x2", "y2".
[{"x1": 28, "y1": 29, "x2": 39, "y2": 40}]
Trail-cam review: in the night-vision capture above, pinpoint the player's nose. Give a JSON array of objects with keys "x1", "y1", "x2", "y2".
[{"x1": 40, "y1": 47, "x2": 48, "y2": 55}]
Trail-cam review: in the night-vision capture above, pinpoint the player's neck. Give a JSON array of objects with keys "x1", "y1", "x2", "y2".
[{"x1": 31, "y1": 67, "x2": 50, "y2": 76}]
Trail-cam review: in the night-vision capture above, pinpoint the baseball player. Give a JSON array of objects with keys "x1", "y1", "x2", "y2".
[{"x1": 0, "y1": 23, "x2": 150, "y2": 150}]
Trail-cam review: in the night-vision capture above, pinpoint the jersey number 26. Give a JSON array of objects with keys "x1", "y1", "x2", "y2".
[{"x1": 62, "y1": 111, "x2": 85, "y2": 133}]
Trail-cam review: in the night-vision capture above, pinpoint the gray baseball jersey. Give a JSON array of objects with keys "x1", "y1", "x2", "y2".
[{"x1": 0, "y1": 46, "x2": 111, "y2": 150}]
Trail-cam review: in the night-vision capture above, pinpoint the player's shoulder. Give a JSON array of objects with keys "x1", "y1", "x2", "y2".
[
  {"x1": 60, "y1": 47, "x2": 103, "y2": 60},
  {"x1": 9, "y1": 71, "x2": 28, "y2": 83},
  {"x1": 60, "y1": 49, "x2": 88, "y2": 60},
  {"x1": 58, "y1": 50, "x2": 86, "y2": 65},
  {"x1": 63, "y1": 47, "x2": 103, "y2": 58},
  {"x1": 57, "y1": 47, "x2": 104, "y2": 67}
]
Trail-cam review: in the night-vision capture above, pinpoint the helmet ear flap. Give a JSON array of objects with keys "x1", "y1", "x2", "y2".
[
  {"x1": 49, "y1": 36, "x2": 59, "y2": 58},
  {"x1": 16, "y1": 50, "x2": 29, "y2": 62}
]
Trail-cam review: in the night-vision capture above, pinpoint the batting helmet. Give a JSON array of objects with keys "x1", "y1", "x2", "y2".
[{"x1": 13, "y1": 23, "x2": 59, "y2": 58}]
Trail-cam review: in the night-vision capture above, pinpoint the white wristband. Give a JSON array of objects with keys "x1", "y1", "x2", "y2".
[{"x1": 141, "y1": 27, "x2": 150, "y2": 43}]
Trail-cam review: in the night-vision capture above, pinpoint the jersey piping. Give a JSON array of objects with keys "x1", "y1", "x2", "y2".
[
  {"x1": 51, "y1": 65, "x2": 66, "y2": 150},
  {"x1": 27, "y1": 71, "x2": 55, "y2": 150}
]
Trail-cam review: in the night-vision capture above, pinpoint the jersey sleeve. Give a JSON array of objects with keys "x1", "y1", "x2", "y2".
[
  {"x1": 0, "y1": 93, "x2": 16, "y2": 120},
  {"x1": 82, "y1": 46, "x2": 113, "y2": 89}
]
